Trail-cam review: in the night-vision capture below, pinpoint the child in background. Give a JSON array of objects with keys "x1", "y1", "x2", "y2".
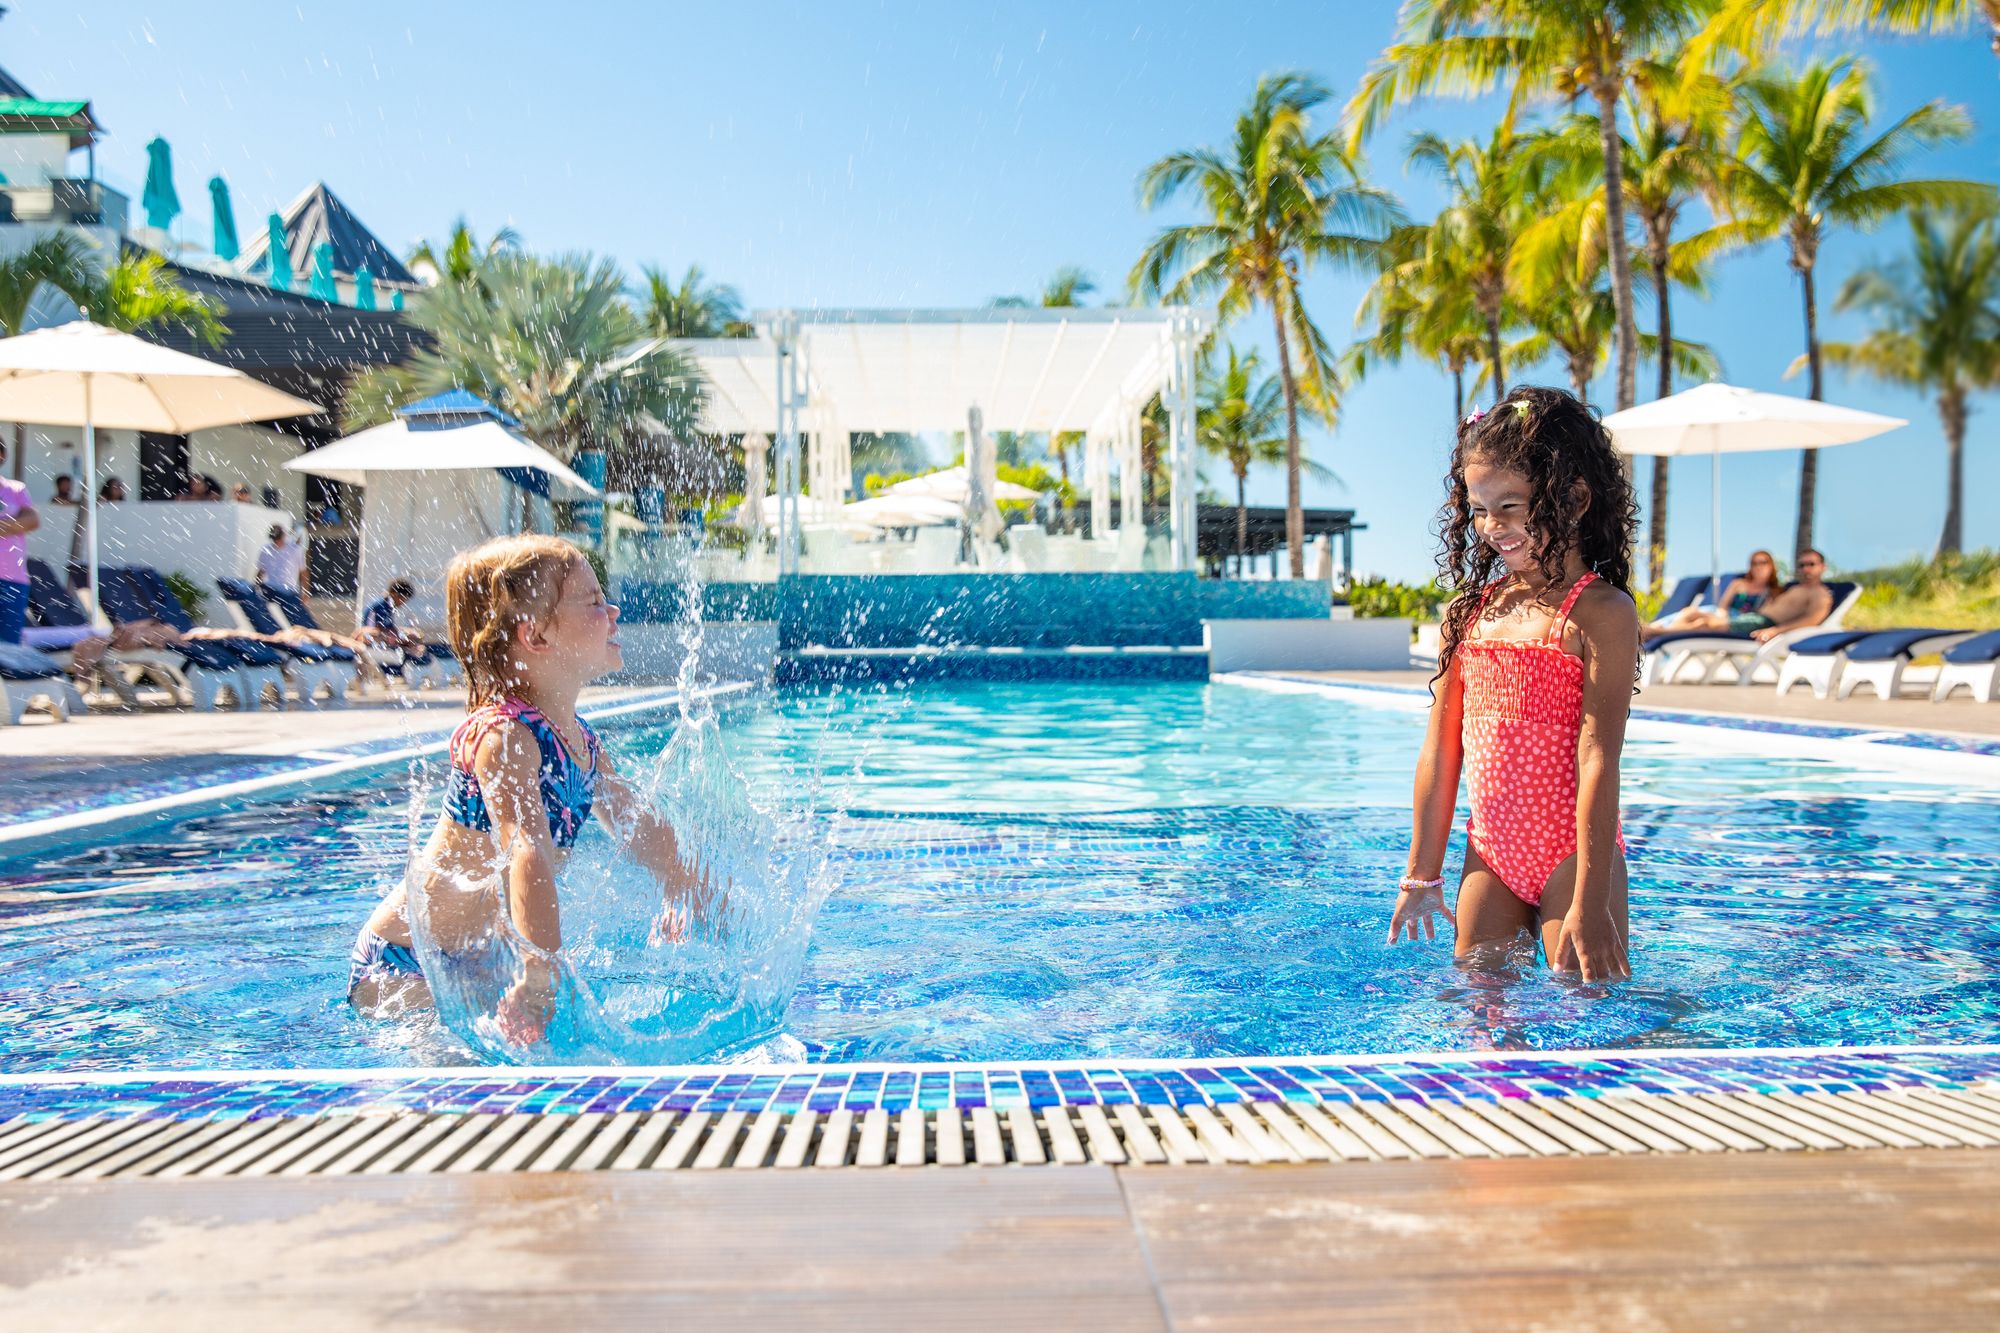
[
  {"x1": 347, "y1": 534, "x2": 710, "y2": 1042},
  {"x1": 1390, "y1": 387, "x2": 1641, "y2": 983}
]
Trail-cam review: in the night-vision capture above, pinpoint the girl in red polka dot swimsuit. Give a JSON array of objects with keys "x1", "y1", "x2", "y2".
[{"x1": 1390, "y1": 387, "x2": 1642, "y2": 983}]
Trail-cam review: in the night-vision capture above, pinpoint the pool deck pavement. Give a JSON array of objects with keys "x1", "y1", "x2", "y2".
[
  {"x1": 0, "y1": 684, "x2": 674, "y2": 828},
  {"x1": 4, "y1": 1150, "x2": 1996, "y2": 1328},
  {"x1": 1268, "y1": 667, "x2": 2000, "y2": 738}
]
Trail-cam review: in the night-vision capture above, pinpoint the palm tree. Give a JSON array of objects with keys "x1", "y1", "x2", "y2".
[
  {"x1": 406, "y1": 218, "x2": 520, "y2": 291},
  {"x1": 1199, "y1": 346, "x2": 1338, "y2": 562},
  {"x1": 1703, "y1": 0, "x2": 2000, "y2": 62},
  {"x1": 1348, "y1": 0, "x2": 1715, "y2": 415},
  {"x1": 637, "y1": 263, "x2": 753, "y2": 338},
  {"x1": 1521, "y1": 82, "x2": 1734, "y2": 588},
  {"x1": 0, "y1": 232, "x2": 100, "y2": 336},
  {"x1": 1346, "y1": 221, "x2": 1489, "y2": 430},
  {"x1": 1811, "y1": 206, "x2": 2000, "y2": 557},
  {"x1": 1133, "y1": 73, "x2": 1401, "y2": 576},
  {"x1": 89, "y1": 253, "x2": 226, "y2": 346},
  {"x1": 1713, "y1": 59, "x2": 1992, "y2": 556},
  {"x1": 346, "y1": 252, "x2": 703, "y2": 464},
  {"x1": 1409, "y1": 129, "x2": 1532, "y2": 402}
]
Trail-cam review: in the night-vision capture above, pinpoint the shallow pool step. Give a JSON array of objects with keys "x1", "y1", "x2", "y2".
[{"x1": 5, "y1": 1086, "x2": 1999, "y2": 1181}]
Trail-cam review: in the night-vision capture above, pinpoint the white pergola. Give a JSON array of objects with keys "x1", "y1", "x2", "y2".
[{"x1": 672, "y1": 307, "x2": 1209, "y2": 574}]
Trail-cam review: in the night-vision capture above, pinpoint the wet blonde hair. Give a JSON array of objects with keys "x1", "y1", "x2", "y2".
[{"x1": 446, "y1": 535, "x2": 585, "y2": 707}]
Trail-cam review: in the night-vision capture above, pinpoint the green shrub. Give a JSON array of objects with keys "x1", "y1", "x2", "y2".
[
  {"x1": 163, "y1": 570, "x2": 206, "y2": 621},
  {"x1": 1844, "y1": 550, "x2": 2000, "y2": 630},
  {"x1": 1347, "y1": 577, "x2": 1450, "y2": 620}
]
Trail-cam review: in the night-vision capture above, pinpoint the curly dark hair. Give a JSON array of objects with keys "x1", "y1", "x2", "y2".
[{"x1": 1433, "y1": 385, "x2": 1638, "y2": 688}]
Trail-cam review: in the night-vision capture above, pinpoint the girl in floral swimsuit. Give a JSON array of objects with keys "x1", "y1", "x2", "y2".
[
  {"x1": 347, "y1": 535, "x2": 709, "y2": 1042},
  {"x1": 1390, "y1": 387, "x2": 1642, "y2": 983}
]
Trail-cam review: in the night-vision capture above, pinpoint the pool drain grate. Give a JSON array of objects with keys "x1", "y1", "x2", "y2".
[{"x1": 1, "y1": 1084, "x2": 1998, "y2": 1180}]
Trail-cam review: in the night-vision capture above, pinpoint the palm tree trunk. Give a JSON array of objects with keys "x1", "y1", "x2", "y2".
[
  {"x1": 1795, "y1": 259, "x2": 1823, "y2": 561},
  {"x1": 1451, "y1": 360, "x2": 1465, "y2": 432},
  {"x1": 1236, "y1": 466, "x2": 1249, "y2": 562},
  {"x1": 1271, "y1": 298, "x2": 1306, "y2": 579},
  {"x1": 1484, "y1": 303, "x2": 1505, "y2": 406},
  {"x1": 1649, "y1": 246, "x2": 1674, "y2": 594},
  {"x1": 1594, "y1": 79, "x2": 1639, "y2": 413},
  {"x1": 1938, "y1": 388, "x2": 1967, "y2": 558},
  {"x1": 1569, "y1": 353, "x2": 1590, "y2": 401}
]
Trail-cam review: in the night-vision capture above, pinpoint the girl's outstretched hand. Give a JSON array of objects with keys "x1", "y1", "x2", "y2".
[
  {"x1": 1387, "y1": 883, "x2": 1454, "y2": 945},
  {"x1": 1553, "y1": 909, "x2": 1630, "y2": 983}
]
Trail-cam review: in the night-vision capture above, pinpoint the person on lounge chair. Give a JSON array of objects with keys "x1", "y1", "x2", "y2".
[
  {"x1": 358, "y1": 577, "x2": 434, "y2": 663},
  {"x1": 1641, "y1": 550, "x2": 1782, "y2": 644},
  {"x1": 1747, "y1": 550, "x2": 1834, "y2": 643}
]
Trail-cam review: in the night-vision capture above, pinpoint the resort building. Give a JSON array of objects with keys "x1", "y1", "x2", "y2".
[{"x1": 0, "y1": 58, "x2": 423, "y2": 599}]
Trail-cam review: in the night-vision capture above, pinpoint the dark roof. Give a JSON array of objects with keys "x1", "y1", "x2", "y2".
[
  {"x1": 140, "y1": 256, "x2": 432, "y2": 442},
  {"x1": 238, "y1": 182, "x2": 417, "y2": 286},
  {"x1": 0, "y1": 65, "x2": 35, "y2": 99}
]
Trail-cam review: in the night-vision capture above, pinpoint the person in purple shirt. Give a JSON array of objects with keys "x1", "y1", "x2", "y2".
[{"x1": 0, "y1": 441, "x2": 42, "y2": 645}]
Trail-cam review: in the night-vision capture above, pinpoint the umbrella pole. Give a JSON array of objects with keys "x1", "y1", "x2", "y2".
[
  {"x1": 83, "y1": 373, "x2": 99, "y2": 619},
  {"x1": 1709, "y1": 447, "x2": 1721, "y2": 605}
]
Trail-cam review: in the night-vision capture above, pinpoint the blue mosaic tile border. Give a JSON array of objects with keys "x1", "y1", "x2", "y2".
[
  {"x1": 1256, "y1": 673, "x2": 2000, "y2": 759},
  {"x1": 2, "y1": 1047, "x2": 1994, "y2": 1122}
]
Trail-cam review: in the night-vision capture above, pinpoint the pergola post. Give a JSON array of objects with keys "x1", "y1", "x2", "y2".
[
  {"x1": 773, "y1": 312, "x2": 803, "y2": 576},
  {"x1": 1164, "y1": 312, "x2": 1200, "y2": 572},
  {"x1": 1118, "y1": 402, "x2": 1143, "y2": 535},
  {"x1": 1085, "y1": 429, "x2": 1108, "y2": 540}
]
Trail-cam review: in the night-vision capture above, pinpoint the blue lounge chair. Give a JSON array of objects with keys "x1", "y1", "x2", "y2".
[
  {"x1": 1932, "y1": 629, "x2": 2000, "y2": 703},
  {"x1": 264, "y1": 587, "x2": 458, "y2": 688},
  {"x1": 1641, "y1": 581, "x2": 1861, "y2": 688},
  {"x1": 98, "y1": 568, "x2": 284, "y2": 711},
  {"x1": 1775, "y1": 627, "x2": 1972, "y2": 700},
  {"x1": 1656, "y1": 571, "x2": 1745, "y2": 621},
  {"x1": 0, "y1": 642, "x2": 70, "y2": 724},
  {"x1": 216, "y1": 578, "x2": 354, "y2": 707}
]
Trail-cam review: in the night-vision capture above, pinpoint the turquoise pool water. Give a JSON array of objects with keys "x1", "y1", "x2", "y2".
[{"x1": 2, "y1": 679, "x2": 1997, "y2": 1071}]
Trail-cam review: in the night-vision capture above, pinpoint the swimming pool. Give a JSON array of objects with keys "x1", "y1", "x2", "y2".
[{"x1": 2, "y1": 678, "x2": 1997, "y2": 1073}]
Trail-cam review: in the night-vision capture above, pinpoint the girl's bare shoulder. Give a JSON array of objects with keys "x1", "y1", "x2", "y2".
[{"x1": 1570, "y1": 580, "x2": 1640, "y2": 635}]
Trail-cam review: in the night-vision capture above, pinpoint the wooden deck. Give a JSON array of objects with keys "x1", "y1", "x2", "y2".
[{"x1": 3, "y1": 1151, "x2": 1996, "y2": 1328}]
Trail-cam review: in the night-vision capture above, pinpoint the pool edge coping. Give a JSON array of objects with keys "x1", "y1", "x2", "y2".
[{"x1": 0, "y1": 680, "x2": 757, "y2": 848}]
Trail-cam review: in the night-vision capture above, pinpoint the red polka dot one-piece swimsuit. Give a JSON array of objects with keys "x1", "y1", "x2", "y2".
[{"x1": 1458, "y1": 572, "x2": 1623, "y2": 906}]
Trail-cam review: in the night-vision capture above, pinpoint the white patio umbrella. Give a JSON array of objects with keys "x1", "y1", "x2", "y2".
[
  {"x1": 285, "y1": 416, "x2": 598, "y2": 492},
  {"x1": 842, "y1": 493, "x2": 960, "y2": 528},
  {"x1": 0, "y1": 321, "x2": 322, "y2": 612},
  {"x1": 287, "y1": 410, "x2": 598, "y2": 621},
  {"x1": 1604, "y1": 382, "x2": 1905, "y2": 599},
  {"x1": 885, "y1": 463, "x2": 1041, "y2": 504}
]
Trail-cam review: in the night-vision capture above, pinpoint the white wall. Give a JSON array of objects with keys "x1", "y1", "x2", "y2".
[
  {"x1": 9, "y1": 421, "x2": 305, "y2": 508},
  {"x1": 1203, "y1": 618, "x2": 1414, "y2": 672},
  {"x1": 0, "y1": 134, "x2": 74, "y2": 186},
  {"x1": 23, "y1": 500, "x2": 296, "y2": 626},
  {"x1": 355, "y1": 471, "x2": 513, "y2": 635}
]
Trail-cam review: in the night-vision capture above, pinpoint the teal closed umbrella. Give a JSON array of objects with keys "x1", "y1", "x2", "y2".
[
  {"x1": 141, "y1": 137, "x2": 181, "y2": 230},
  {"x1": 265, "y1": 213, "x2": 292, "y2": 291},
  {"x1": 309, "y1": 242, "x2": 338, "y2": 301},
  {"x1": 391, "y1": 289, "x2": 404, "y2": 311},
  {"x1": 208, "y1": 176, "x2": 238, "y2": 261},
  {"x1": 354, "y1": 267, "x2": 376, "y2": 310}
]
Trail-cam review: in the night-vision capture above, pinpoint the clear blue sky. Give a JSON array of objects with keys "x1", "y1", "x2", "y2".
[{"x1": 11, "y1": 1, "x2": 1998, "y2": 582}]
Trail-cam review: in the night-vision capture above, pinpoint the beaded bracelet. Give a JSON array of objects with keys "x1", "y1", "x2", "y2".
[{"x1": 1397, "y1": 876, "x2": 1444, "y2": 892}]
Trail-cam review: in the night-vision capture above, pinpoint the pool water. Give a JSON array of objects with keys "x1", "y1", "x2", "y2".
[{"x1": 3, "y1": 679, "x2": 1998, "y2": 1071}]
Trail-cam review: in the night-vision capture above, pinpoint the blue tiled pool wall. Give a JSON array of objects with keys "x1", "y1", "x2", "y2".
[
  {"x1": 776, "y1": 650, "x2": 1208, "y2": 686},
  {"x1": 6, "y1": 1047, "x2": 1995, "y2": 1122},
  {"x1": 612, "y1": 573, "x2": 1333, "y2": 649}
]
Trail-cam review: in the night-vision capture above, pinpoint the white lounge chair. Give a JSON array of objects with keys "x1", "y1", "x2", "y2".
[
  {"x1": 1007, "y1": 524, "x2": 1049, "y2": 573},
  {"x1": 1931, "y1": 630, "x2": 2000, "y2": 703},
  {"x1": 1642, "y1": 581, "x2": 1861, "y2": 688},
  {"x1": 0, "y1": 643, "x2": 70, "y2": 724}
]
